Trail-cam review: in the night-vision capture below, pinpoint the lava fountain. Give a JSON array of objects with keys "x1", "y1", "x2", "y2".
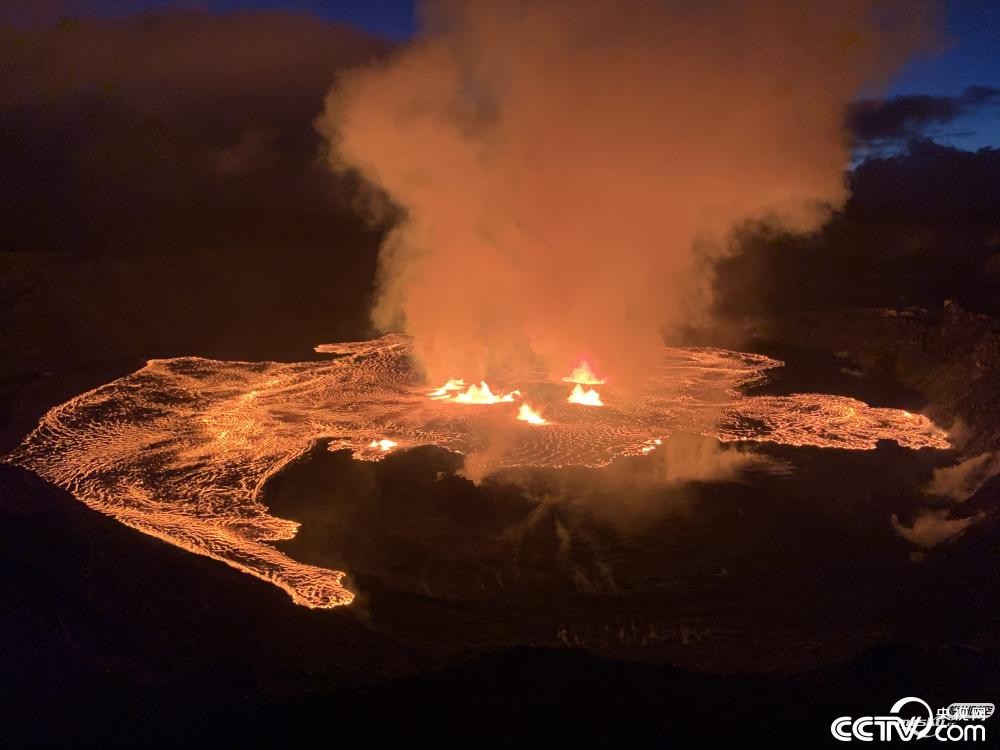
[
  {"x1": 451, "y1": 381, "x2": 520, "y2": 404},
  {"x1": 517, "y1": 403, "x2": 547, "y2": 425},
  {"x1": 563, "y1": 361, "x2": 606, "y2": 385},
  {"x1": 568, "y1": 384, "x2": 604, "y2": 407},
  {"x1": 5, "y1": 335, "x2": 949, "y2": 608}
]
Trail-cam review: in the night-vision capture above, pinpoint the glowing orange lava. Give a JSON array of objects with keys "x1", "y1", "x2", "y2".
[
  {"x1": 563, "y1": 360, "x2": 606, "y2": 385},
  {"x1": 429, "y1": 378, "x2": 465, "y2": 399},
  {"x1": 517, "y1": 403, "x2": 547, "y2": 425},
  {"x1": 640, "y1": 438, "x2": 663, "y2": 454},
  {"x1": 451, "y1": 381, "x2": 520, "y2": 404},
  {"x1": 567, "y1": 383, "x2": 604, "y2": 406},
  {"x1": 4, "y1": 334, "x2": 949, "y2": 609}
]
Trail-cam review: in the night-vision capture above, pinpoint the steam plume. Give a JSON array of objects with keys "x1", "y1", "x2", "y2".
[
  {"x1": 320, "y1": 0, "x2": 936, "y2": 385},
  {"x1": 927, "y1": 451, "x2": 1000, "y2": 502}
]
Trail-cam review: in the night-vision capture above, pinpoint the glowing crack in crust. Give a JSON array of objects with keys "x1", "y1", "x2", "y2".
[{"x1": 5, "y1": 334, "x2": 949, "y2": 608}]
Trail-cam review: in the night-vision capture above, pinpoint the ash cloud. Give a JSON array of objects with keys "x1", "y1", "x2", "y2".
[{"x1": 320, "y1": 0, "x2": 938, "y2": 386}]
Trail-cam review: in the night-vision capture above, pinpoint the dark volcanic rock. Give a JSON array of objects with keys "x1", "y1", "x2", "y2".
[
  {"x1": 3, "y1": 454, "x2": 997, "y2": 748},
  {"x1": 770, "y1": 303, "x2": 1000, "y2": 452}
]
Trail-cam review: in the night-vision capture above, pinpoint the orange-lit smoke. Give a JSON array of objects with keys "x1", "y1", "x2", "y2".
[{"x1": 320, "y1": 0, "x2": 937, "y2": 386}]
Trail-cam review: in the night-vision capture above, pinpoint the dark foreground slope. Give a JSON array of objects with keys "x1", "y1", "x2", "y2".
[
  {"x1": 0, "y1": 463, "x2": 995, "y2": 748},
  {"x1": 3, "y1": 453, "x2": 1000, "y2": 748}
]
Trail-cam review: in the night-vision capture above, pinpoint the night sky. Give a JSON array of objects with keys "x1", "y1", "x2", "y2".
[
  {"x1": 888, "y1": 0, "x2": 1000, "y2": 150},
  {"x1": 4, "y1": 1, "x2": 998, "y2": 150}
]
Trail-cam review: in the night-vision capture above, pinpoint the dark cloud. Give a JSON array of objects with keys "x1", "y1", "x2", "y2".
[
  {"x1": 713, "y1": 140, "x2": 1000, "y2": 323},
  {"x1": 0, "y1": 9, "x2": 392, "y2": 375},
  {"x1": 848, "y1": 85, "x2": 1000, "y2": 144},
  {"x1": 0, "y1": 10, "x2": 391, "y2": 255},
  {"x1": 848, "y1": 137, "x2": 1000, "y2": 224}
]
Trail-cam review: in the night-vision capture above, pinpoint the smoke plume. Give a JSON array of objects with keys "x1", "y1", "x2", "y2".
[
  {"x1": 891, "y1": 509, "x2": 981, "y2": 550},
  {"x1": 927, "y1": 451, "x2": 1000, "y2": 502},
  {"x1": 320, "y1": 0, "x2": 937, "y2": 385}
]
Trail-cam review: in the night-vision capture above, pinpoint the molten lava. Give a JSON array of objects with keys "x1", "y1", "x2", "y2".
[
  {"x1": 451, "y1": 381, "x2": 520, "y2": 404},
  {"x1": 563, "y1": 361, "x2": 606, "y2": 385},
  {"x1": 517, "y1": 403, "x2": 547, "y2": 425},
  {"x1": 640, "y1": 438, "x2": 664, "y2": 454},
  {"x1": 567, "y1": 383, "x2": 604, "y2": 406},
  {"x1": 4, "y1": 334, "x2": 949, "y2": 610},
  {"x1": 429, "y1": 378, "x2": 465, "y2": 399}
]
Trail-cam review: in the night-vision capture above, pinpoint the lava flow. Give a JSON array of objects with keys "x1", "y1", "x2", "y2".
[{"x1": 5, "y1": 334, "x2": 949, "y2": 609}]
